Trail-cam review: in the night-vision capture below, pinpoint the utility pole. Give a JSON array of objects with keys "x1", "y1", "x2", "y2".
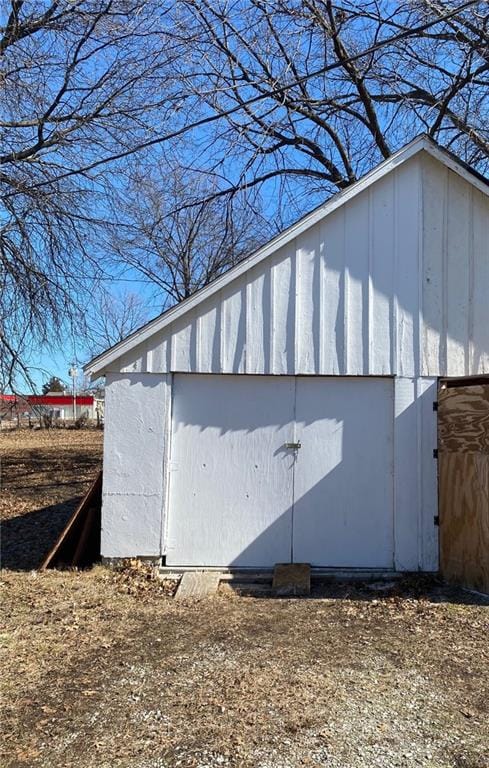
[{"x1": 69, "y1": 363, "x2": 78, "y2": 422}]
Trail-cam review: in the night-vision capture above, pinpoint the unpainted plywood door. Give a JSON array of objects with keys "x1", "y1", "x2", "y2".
[
  {"x1": 293, "y1": 377, "x2": 394, "y2": 567},
  {"x1": 438, "y1": 383, "x2": 489, "y2": 594}
]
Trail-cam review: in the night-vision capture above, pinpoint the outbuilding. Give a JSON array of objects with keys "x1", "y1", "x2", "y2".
[{"x1": 85, "y1": 136, "x2": 489, "y2": 573}]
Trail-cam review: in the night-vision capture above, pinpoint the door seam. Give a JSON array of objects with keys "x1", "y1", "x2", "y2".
[
  {"x1": 160, "y1": 373, "x2": 175, "y2": 557},
  {"x1": 290, "y1": 376, "x2": 298, "y2": 563}
]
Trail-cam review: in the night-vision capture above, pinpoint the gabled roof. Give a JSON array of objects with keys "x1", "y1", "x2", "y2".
[{"x1": 85, "y1": 135, "x2": 489, "y2": 377}]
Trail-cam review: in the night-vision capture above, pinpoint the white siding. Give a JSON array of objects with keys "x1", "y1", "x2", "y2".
[
  {"x1": 472, "y1": 187, "x2": 489, "y2": 372},
  {"x1": 393, "y1": 377, "x2": 438, "y2": 571},
  {"x1": 101, "y1": 373, "x2": 170, "y2": 558},
  {"x1": 116, "y1": 152, "x2": 489, "y2": 379},
  {"x1": 101, "y1": 371, "x2": 439, "y2": 569},
  {"x1": 97, "y1": 142, "x2": 485, "y2": 567},
  {"x1": 420, "y1": 155, "x2": 489, "y2": 376}
]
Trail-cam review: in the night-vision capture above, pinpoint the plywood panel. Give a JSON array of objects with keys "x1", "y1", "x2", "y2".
[
  {"x1": 393, "y1": 377, "x2": 420, "y2": 571},
  {"x1": 438, "y1": 384, "x2": 489, "y2": 594},
  {"x1": 439, "y1": 452, "x2": 489, "y2": 594},
  {"x1": 438, "y1": 385, "x2": 489, "y2": 453}
]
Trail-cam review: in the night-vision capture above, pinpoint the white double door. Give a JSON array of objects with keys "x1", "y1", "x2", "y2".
[{"x1": 166, "y1": 374, "x2": 394, "y2": 568}]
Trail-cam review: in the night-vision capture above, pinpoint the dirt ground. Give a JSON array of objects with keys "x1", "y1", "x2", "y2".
[{"x1": 1, "y1": 429, "x2": 488, "y2": 768}]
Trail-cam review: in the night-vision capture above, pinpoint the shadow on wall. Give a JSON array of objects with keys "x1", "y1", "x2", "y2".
[
  {"x1": 166, "y1": 375, "x2": 436, "y2": 571},
  {"x1": 146, "y1": 164, "x2": 489, "y2": 382}
]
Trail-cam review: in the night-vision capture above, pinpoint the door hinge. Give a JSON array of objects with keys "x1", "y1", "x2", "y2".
[
  {"x1": 433, "y1": 448, "x2": 438, "y2": 459},
  {"x1": 434, "y1": 515, "x2": 440, "y2": 526},
  {"x1": 433, "y1": 401, "x2": 438, "y2": 412}
]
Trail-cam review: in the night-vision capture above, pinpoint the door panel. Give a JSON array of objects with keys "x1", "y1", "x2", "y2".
[
  {"x1": 166, "y1": 374, "x2": 295, "y2": 566},
  {"x1": 293, "y1": 377, "x2": 394, "y2": 567}
]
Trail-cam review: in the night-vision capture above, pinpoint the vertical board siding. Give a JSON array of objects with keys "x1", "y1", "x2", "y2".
[
  {"x1": 198, "y1": 301, "x2": 218, "y2": 373},
  {"x1": 395, "y1": 160, "x2": 420, "y2": 376},
  {"x1": 170, "y1": 318, "x2": 192, "y2": 372},
  {"x1": 271, "y1": 245, "x2": 295, "y2": 374},
  {"x1": 296, "y1": 228, "x2": 318, "y2": 374},
  {"x1": 222, "y1": 284, "x2": 246, "y2": 373},
  {"x1": 115, "y1": 153, "x2": 488, "y2": 379},
  {"x1": 446, "y1": 171, "x2": 470, "y2": 376},
  {"x1": 344, "y1": 192, "x2": 369, "y2": 374},
  {"x1": 370, "y1": 175, "x2": 395, "y2": 374},
  {"x1": 245, "y1": 267, "x2": 266, "y2": 374},
  {"x1": 320, "y1": 211, "x2": 345, "y2": 375},
  {"x1": 472, "y1": 188, "x2": 489, "y2": 373},
  {"x1": 420, "y1": 155, "x2": 488, "y2": 377},
  {"x1": 421, "y1": 157, "x2": 445, "y2": 376}
]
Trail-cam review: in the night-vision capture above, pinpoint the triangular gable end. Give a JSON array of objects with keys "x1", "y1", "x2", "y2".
[{"x1": 85, "y1": 135, "x2": 489, "y2": 379}]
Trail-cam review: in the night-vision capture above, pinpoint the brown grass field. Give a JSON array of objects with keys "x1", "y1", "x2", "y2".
[{"x1": 1, "y1": 429, "x2": 488, "y2": 768}]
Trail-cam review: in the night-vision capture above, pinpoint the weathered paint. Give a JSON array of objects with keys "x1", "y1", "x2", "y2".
[
  {"x1": 393, "y1": 377, "x2": 438, "y2": 571},
  {"x1": 101, "y1": 371, "x2": 438, "y2": 571},
  {"x1": 101, "y1": 373, "x2": 170, "y2": 558},
  {"x1": 166, "y1": 375, "x2": 296, "y2": 567},
  {"x1": 93, "y1": 139, "x2": 487, "y2": 567},
  {"x1": 168, "y1": 374, "x2": 392, "y2": 568},
  {"x1": 101, "y1": 152, "x2": 488, "y2": 382},
  {"x1": 291, "y1": 377, "x2": 394, "y2": 568}
]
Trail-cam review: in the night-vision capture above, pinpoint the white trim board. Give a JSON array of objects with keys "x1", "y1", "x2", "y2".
[{"x1": 85, "y1": 136, "x2": 488, "y2": 378}]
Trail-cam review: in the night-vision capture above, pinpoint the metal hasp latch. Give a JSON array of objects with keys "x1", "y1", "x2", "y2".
[{"x1": 285, "y1": 440, "x2": 301, "y2": 450}]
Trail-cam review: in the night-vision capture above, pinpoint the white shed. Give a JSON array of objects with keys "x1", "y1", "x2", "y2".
[{"x1": 85, "y1": 136, "x2": 489, "y2": 572}]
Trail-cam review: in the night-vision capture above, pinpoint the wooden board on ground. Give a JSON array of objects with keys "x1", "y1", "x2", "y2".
[
  {"x1": 272, "y1": 563, "x2": 311, "y2": 596},
  {"x1": 438, "y1": 384, "x2": 489, "y2": 594},
  {"x1": 175, "y1": 571, "x2": 221, "y2": 599},
  {"x1": 40, "y1": 471, "x2": 103, "y2": 570}
]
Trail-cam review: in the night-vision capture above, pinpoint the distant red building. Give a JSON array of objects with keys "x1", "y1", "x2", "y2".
[{"x1": 0, "y1": 392, "x2": 97, "y2": 422}]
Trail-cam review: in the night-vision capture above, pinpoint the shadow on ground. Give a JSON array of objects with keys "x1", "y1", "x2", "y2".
[
  {"x1": 1, "y1": 497, "x2": 81, "y2": 570},
  {"x1": 224, "y1": 575, "x2": 489, "y2": 606}
]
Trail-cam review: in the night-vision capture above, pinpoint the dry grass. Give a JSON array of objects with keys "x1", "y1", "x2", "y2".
[
  {"x1": 1, "y1": 429, "x2": 488, "y2": 768},
  {"x1": 0, "y1": 427, "x2": 103, "y2": 569}
]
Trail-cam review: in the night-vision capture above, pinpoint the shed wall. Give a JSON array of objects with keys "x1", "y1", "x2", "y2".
[
  {"x1": 113, "y1": 152, "x2": 488, "y2": 380},
  {"x1": 101, "y1": 371, "x2": 439, "y2": 571},
  {"x1": 101, "y1": 373, "x2": 170, "y2": 557}
]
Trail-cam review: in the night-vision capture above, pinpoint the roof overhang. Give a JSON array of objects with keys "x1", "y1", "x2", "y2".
[{"x1": 85, "y1": 135, "x2": 489, "y2": 379}]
